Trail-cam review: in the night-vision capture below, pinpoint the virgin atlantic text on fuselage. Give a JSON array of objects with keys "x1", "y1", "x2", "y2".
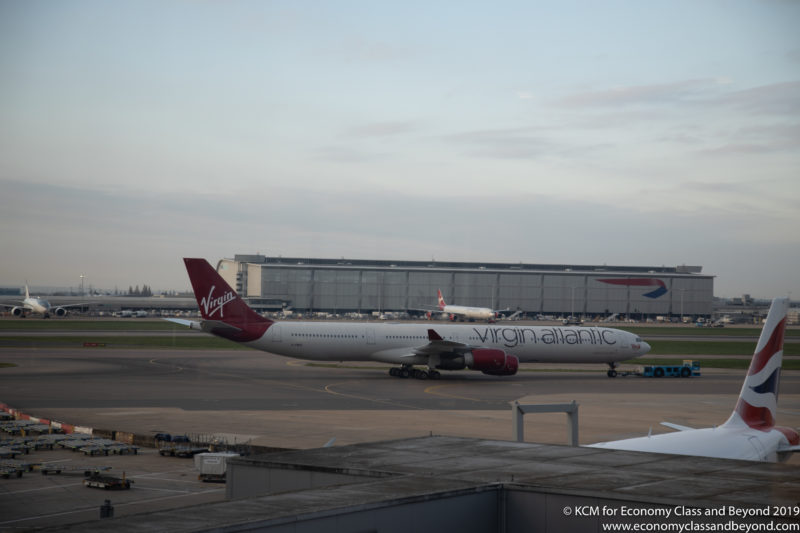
[{"x1": 472, "y1": 327, "x2": 617, "y2": 348}]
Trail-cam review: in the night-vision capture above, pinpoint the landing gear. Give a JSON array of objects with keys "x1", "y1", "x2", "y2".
[
  {"x1": 388, "y1": 365, "x2": 441, "y2": 380},
  {"x1": 607, "y1": 362, "x2": 618, "y2": 378}
]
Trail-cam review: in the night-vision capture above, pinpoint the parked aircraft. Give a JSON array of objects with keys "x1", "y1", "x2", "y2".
[
  {"x1": 167, "y1": 258, "x2": 650, "y2": 379},
  {"x1": 0, "y1": 285, "x2": 85, "y2": 318},
  {"x1": 417, "y1": 289, "x2": 509, "y2": 323},
  {"x1": 589, "y1": 297, "x2": 800, "y2": 462}
]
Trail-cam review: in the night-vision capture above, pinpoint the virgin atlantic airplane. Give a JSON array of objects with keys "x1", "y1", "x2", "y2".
[
  {"x1": 590, "y1": 297, "x2": 800, "y2": 461},
  {"x1": 167, "y1": 258, "x2": 650, "y2": 379}
]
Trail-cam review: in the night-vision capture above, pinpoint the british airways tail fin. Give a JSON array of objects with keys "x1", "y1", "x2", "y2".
[
  {"x1": 722, "y1": 297, "x2": 789, "y2": 431},
  {"x1": 182, "y1": 258, "x2": 272, "y2": 342}
]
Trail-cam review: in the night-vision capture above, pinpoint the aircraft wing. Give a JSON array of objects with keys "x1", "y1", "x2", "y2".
[
  {"x1": 778, "y1": 444, "x2": 800, "y2": 454},
  {"x1": 407, "y1": 306, "x2": 442, "y2": 315},
  {"x1": 411, "y1": 328, "x2": 471, "y2": 358},
  {"x1": 54, "y1": 302, "x2": 89, "y2": 309}
]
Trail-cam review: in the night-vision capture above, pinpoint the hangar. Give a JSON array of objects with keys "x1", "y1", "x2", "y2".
[{"x1": 217, "y1": 254, "x2": 714, "y2": 319}]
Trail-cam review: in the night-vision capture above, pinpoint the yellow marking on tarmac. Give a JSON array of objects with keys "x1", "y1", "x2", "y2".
[
  {"x1": 423, "y1": 384, "x2": 485, "y2": 403},
  {"x1": 148, "y1": 359, "x2": 184, "y2": 372},
  {"x1": 286, "y1": 360, "x2": 305, "y2": 366}
]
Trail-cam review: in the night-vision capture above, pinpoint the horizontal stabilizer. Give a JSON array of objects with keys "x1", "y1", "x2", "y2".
[
  {"x1": 163, "y1": 318, "x2": 201, "y2": 329},
  {"x1": 660, "y1": 422, "x2": 695, "y2": 432},
  {"x1": 162, "y1": 317, "x2": 243, "y2": 334}
]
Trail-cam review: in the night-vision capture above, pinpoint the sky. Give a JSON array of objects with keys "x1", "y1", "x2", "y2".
[{"x1": 1, "y1": 1, "x2": 798, "y2": 298}]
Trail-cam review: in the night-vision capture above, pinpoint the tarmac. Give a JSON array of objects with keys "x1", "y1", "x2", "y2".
[{"x1": 1, "y1": 343, "x2": 799, "y2": 530}]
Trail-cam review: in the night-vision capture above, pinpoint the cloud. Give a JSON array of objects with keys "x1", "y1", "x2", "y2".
[
  {"x1": 1, "y1": 177, "x2": 797, "y2": 298},
  {"x1": 558, "y1": 79, "x2": 722, "y2": 108},
  {"x1": 720, "y1": 81, "x2": 800, "y2": 116},
  {"x1": 443, "y1": 127, "x2": 559, "y2": 159},
  {"x1": 346, "y1": 121, "x2": 421, "y2": 138}
]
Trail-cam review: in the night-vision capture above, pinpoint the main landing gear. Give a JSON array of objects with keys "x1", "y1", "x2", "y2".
[
  {"x1": 389, "y1": 365, "x2": 441, "y2": 380},
  {"x1": 606, "y1": 362, "x2": 618, "y2": 378}
]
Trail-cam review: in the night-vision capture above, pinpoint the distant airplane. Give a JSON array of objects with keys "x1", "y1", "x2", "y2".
[
  {"x1": 166, "y1": 258, "x2": 651, "y2": 379},
  {"x1": 422, "y1": 289, "x2": 509, "y2": 323},
  {"x1": 589, "y1": 297, "x2": 800, "y2": 462},
  {"x1": 0, "y1": 285, "x2": 86, "y2": 318}
]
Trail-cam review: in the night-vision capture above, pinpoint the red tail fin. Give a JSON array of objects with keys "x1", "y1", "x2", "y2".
[
  {"x1": 437, "y1": 289, "x2": 446, "y2": 310},
  {"x1": 183, "y1": 258, "x2": 272, "y2": 342}
]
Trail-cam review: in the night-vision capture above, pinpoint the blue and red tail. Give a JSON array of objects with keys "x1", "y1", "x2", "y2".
[
  {"x1": 183, "y1": 258, "x2": 272, "y2": 342},
  {"x1": 723, "y1": 298, "x2": 797, "y2": 445}
]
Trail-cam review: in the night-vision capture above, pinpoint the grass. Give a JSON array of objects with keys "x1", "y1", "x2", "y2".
[
  {"x1": 624, "y1": 326, "x2": 800, "y2": 337},
  {"x1": 0, "y1": 335, "x2": 247, "y2": 350},
  {"x1": 647, "y1": 339, "x2": 800, "y2": 356},
  {"x1": 0, "y1": 319, "x2": 180, "y2": 331}
]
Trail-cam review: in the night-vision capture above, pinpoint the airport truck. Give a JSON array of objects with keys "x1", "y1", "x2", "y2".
[
  {"x1": 194, "y1": 452, "x2": 239, "y2": 482},
  {"x1": 618, "y1": 360, "x2": 701, "y2": 378}
]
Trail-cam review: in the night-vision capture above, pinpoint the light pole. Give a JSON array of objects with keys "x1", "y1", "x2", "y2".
[
  {"x1": 80, "y1": 275, "x2": 85, "y2": 296},
  {"x1": 679, "y1": 288, "x2": 685, "y2": 323}
]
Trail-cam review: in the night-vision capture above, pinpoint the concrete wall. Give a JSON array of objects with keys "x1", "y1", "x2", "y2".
[{"x1": 226, "y1": 460, "x2": 384, "y2": 500}]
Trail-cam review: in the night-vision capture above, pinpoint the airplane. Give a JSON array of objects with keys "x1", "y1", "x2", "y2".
[
  {"x1": 1, "y1": 285, "x2": 86, "y2": 318},
  {"x1": 421, "y1": 289, "x2": 509, "y2": 323},
  {"x1": 166, "y1": 258, "x2": 651, "y2": 379},
  {"x1": 588, "y1": 297, "x2": 800, "y2": 462}
]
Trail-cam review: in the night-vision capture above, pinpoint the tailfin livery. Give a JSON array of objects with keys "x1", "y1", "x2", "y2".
[
  {"x1": 589, "y1": 297, "x2": 799, "y2": 461},
  {"x1": 437, "y1": 289, "x2": 446, "y2": 310},
  {"x1": 183, "y1": 258, "x2": 272, "y2": 342},
  {"x1": 722, "y1": 297, "x2": 794, "y2": 438}
]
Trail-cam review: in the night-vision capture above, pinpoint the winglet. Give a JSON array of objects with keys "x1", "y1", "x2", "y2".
[{"x1": 427, "y1": 328, "x2": 444, "y2": 341}]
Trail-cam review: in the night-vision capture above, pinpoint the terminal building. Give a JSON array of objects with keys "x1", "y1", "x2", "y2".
[{"x1": 217, "y1": 254, "x2": 714, "y2": 319}]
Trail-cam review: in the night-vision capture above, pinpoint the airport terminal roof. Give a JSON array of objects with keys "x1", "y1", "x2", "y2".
[
  {"x1": 52, "y1": 436, "x2": 800, "y2": 532},
  {"x1": 233, "y1": 254, "x2": 707, "y2": 275}
]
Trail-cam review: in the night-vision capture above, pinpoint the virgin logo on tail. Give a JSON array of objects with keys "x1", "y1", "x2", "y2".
[{"x1": 200, "y1": 285, "x2": 236, "y2": 318}]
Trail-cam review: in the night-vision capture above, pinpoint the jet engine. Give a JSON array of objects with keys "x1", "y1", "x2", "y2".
[
  {"x1": 11, "y1": 307, "x2": 24, "y2": 317},
  {"x1": 466, "y1": 348, "x2": 519, "y2": 376},
  {"x1": 53, "y1": 307, "x2": 68, "y2": 317}
]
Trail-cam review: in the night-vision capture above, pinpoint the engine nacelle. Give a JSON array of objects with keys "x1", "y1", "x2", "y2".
[
  {"x1": 54, "y1": 307, "x2": 68, "y2": 317},
  {"x1": 467, "y1": 348, "x2": 519, "y2": 376},
  {"x1": 11, "y1": 307, "x2": 24, "y2": 317}
]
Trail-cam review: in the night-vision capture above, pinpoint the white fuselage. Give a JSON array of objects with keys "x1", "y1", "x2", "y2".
[
  {"x1": 239, "y1": 322, "x2": 649, "y2": 365},
  {"x1": 441, "y1": 304, "x2": 495, "y2": 321},
  {"x1": 24, "y1": 297, "x2": 52, "y2": 315}
]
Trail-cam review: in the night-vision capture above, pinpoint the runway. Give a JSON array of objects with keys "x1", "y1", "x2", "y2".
[{"x1": 2, "y1": 347, "x2": 799, "y2": 454}]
